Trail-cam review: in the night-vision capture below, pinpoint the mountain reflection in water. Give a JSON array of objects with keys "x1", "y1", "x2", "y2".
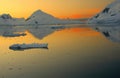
[
  {"x1": 92, "y1": 26, "x2": 120, "y2": 42},
  {"x1": 0, "y1": 25, "x2": 66, "y2": 39},
  {"x1": 0, "y1": 25, "x2": 120, "y2": 43}
]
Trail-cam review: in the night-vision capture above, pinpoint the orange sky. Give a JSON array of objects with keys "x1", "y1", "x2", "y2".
[{"x1": 0, "y1": 0, "x2": 114, "y2": 19}]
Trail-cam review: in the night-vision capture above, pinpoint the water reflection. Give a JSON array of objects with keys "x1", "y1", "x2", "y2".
[
  {"x1": 0, "y1": 25, "x2": 120, "y2": 43},
  {"x1": 0, "y1": 25, "x2": 120, "y2": 78},
  {"x1": 27, "y1": 26, "x2": 55, "y2": 39},
  {"x1": 0, "y1": 25, "x2": 66, "y2": 39},
  {"x1": 0, "y1": 25, "x2": 67, "y2": 51},
  {"x1": 92, "y1": 26, "x2": 120, "y2": 42}
]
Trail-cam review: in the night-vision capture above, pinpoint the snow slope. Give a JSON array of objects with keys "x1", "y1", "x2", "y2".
[{"x1": 88, "y1": 0, "x2": 120, "y2": 25}]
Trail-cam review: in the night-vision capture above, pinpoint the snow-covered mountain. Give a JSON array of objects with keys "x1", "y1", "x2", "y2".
[
  {"x1": 0, "y1": 10, "x2": 81, "y2": 25},
  {"x1": 26, "y1": 10, "x2": 61, "y2": 25},
  {"x1": 26, "y1": 10, "x2": 81, "y2": 25},
  {"x1": 88, "y1": 0, "x2": 120, "y2": 25},
  {"x1": 0, "y1": 14, "x2": 26, "y2": 25}
]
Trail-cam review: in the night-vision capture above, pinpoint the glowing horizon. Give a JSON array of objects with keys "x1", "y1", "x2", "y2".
[{"x1": 0, "y1": 0, "x2": 114, "y2": 19}]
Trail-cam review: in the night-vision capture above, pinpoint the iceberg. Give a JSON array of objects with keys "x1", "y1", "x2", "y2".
[
  {"x1": 88, "y1": 0, "x2": 120, "y2": 25},
  {"x1": 9, "y1": 43, "x2": 48, "y2": 51}
]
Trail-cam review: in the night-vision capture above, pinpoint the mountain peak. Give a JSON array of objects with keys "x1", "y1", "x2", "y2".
[
  {"x1": 32, "y1": 9, "x2": 46, "y2": 15},
  {"x1": 26, "y1": 9, "x2": 57, "y2": 21},
  {"x1": 35, "y1": 9, "x2": 43, "y2": 12}
]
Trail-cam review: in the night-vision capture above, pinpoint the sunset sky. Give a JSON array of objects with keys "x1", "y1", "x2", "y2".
[{"x1": 0, "y1": 0, "x2": 114, "y2": 19}]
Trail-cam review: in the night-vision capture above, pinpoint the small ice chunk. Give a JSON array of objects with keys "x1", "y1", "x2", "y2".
[{"x1": 9, "y1": 43, "x2": 48, "y2": 51}]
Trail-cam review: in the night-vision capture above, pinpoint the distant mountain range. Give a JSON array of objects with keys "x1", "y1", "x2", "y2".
[
  {"x1": 0, "y1": 10, "x2": 81, "y2": 25},
  {"x1": 88, "y1": 0, "x2": 120, "y2": 25}
]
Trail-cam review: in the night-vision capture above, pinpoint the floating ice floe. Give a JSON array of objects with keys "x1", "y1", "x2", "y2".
[
  {"x1": 2, "y1": 32, "x2": 26, "y2": 37},
  {"x1": 9, "y1": 43, "x2": 48, "y2": 51}
]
